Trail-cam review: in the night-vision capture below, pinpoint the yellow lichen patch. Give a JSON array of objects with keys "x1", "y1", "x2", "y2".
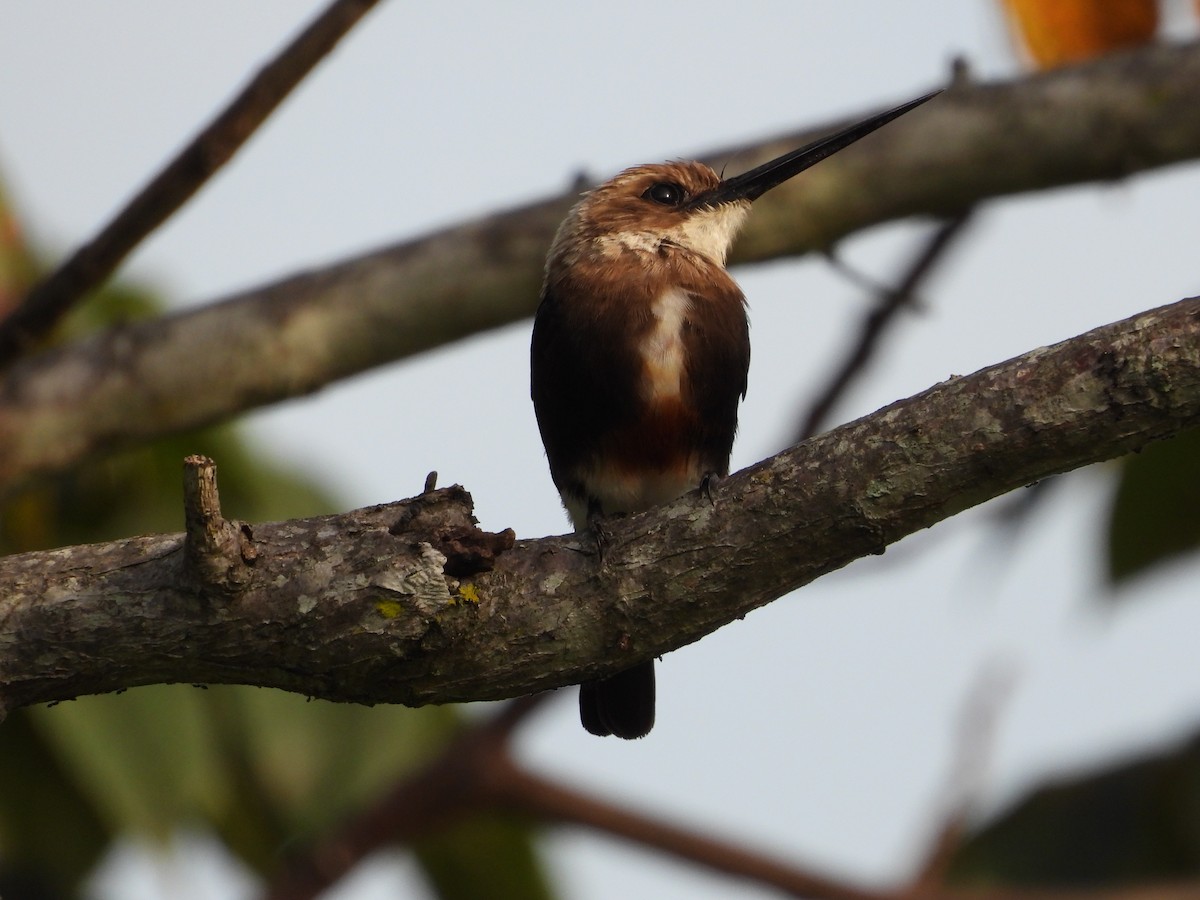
[
  {"x1": 456, "y1": 584, "x2": 481, "y2": 604},
  {"x1": 374, "y1": 598, "x2": 405, "y2": 619}
]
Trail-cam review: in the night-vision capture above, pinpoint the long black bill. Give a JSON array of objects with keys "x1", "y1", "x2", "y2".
[{"x1": 690, "y1": 90, "x2": 941, "y2": 209}]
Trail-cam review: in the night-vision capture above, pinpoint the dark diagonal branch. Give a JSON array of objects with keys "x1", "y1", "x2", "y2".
[
  {"x1": 493, "y1": 766, "x2": 879, "y2": 900},
  {"x1": 0, "y1": 296, "x2": 1196, "y2": 713},
  {"x1": 2, "y1": 41, "x2": 1200, "y2": 492},
  {"x1": 0, "y1": 0, "x2": 382, "y2": 366},
  {"x1": 271, "y1": 681, "x2": 1200, "y2": 900},
  {"x1": 269, "y1": 692, "x2": 874, "y2": 900},
  {"x1": 795, "y1": 212, "x2": 975, "y2": 442}
]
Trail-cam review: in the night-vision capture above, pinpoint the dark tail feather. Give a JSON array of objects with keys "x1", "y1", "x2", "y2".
[{"x1": 579, "y1": 660, "x2": 656, "y2": 739}]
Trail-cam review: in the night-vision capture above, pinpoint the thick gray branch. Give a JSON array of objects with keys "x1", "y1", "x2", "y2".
[
  {"x1": 3, "y1": 42, "x2": 1200, "y2": 489},
  {"x1": 1, "y1": 297, "x2": 1197, "y2": 713}
]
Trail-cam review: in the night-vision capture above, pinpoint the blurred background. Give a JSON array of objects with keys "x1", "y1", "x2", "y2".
[{"x1": 1, "y1": 1, "x2": 1200, "y2": 898}]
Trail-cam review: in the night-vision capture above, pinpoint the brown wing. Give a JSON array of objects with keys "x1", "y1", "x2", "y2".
[
  {"x1": 678, "y1": 276, "x2": 750, "y2": 478},
  {"x1": 530, "y1": 276, "x2": 651, "y2": 506}
]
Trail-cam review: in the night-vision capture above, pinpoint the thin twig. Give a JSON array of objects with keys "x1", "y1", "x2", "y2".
[
  {"x1": 794, "y1": 211, "x2": 975, "y2": 443},
  {"x1": 910, "y1": 662, "x2": 1018, "y2": 891},
  {"x1": 0, "y1": 0, "x2": 383, "y2": 367}
]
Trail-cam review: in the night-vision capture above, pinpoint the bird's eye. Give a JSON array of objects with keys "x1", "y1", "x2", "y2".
[{"x1": 642, "y1": 182, "x2": 686, "y2": 206}]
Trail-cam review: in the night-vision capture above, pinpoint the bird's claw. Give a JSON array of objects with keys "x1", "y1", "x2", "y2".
[{"x1": 587, "y1": 499, "x2": 610, "y2": 565}]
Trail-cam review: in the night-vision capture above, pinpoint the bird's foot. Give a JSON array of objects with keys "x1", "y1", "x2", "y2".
[
  {"x1": 587, "y1": 498, "x2": 610, "y2": 565},
  {"x1": 700, "y1": 471, "x2": 722, "y2": 506}
]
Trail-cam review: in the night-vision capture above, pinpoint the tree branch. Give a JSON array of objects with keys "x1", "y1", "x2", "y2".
[
  {"x1": 795, "y1": 212, "x2": 976, "y2": 442},
  {"x1": 1, "y1": 297, "x2": 1196, "y2": 713},
  {"x1": 0, "y1": 0, "x2": 383, "y2": 367},
  {"x1": 3, "y1": 41, "x2": 1200, "y2": 490}
]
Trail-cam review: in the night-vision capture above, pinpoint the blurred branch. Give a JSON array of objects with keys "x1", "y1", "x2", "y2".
[
  {"x1": 493, "y1": 766, "x2": 876, "y2": 900},
  {"x1": 4, "y1": 41, "x2": 1200, "y2": 490},
  {"x1": 269, "y1": 694, "x2": 877, "y2": 900},
  {"x1": 270, "y1": 691, "x2": 1200, "y2": 900},
  {"x1": 795, "y1": 212, "x2": 975, "y2": 442},
  {"x1": 0, "y1": 0, "x2": 382, "y2": 367},
  {"x1": 0, "y1": 297, "x2": 1197, "y2": 712},
  {"x1": 913, "y1": 663, "x2": 1017, "y2": 890}
]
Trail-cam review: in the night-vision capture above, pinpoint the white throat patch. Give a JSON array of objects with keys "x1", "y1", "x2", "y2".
[
  {"x1": 664, "y1": 202, "x2": 749, "y2": 266},
  {"x1": 596, "y1": 202, "x2": 750, "y2": 267}
]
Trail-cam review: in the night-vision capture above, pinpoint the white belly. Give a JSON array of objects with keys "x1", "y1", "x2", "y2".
[
  {"x1": 639, "y1": 288, "x2": 690, "y2": 403},
  {"x1": 564, "y1": 462, "x2": 701, "y2": 530}
]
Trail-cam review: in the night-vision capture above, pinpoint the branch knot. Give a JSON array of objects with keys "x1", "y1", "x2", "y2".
[{"x1": 182, "y1": 455, "x2": 256, "y2": 592}]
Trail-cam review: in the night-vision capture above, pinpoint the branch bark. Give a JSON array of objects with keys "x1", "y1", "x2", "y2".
[
  {"x1": 3, "y1": 41, "x2": 1200, "y2": 490},
  {"x1": 1, "y1": 297, "x2": 1197, "y2": 714}
]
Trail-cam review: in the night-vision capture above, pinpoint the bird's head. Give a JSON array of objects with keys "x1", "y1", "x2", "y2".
[{"x1": 546, "y1": 90, "x2": 941, "y2": 275}]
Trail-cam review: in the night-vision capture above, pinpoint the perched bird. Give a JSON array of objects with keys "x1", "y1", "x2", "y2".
[{"x1": 531, "y1": 92, "x2": 938, "y2": 738}]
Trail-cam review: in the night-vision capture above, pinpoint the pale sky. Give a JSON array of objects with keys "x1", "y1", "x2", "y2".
[{"x1": 3, "y1": 4, "x2": 1200, "y2": 899}]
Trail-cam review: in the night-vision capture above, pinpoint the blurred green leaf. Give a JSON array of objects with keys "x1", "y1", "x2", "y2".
[
  {"x1": 0, "y1": 708, "x2": 109, "y2": 896},
  {"x1": 28, "y1": 688, "x2": 231, "y2": 839},
  {"x1": 0, "y1": 280, "x2": 337, "y2": 555},
  {"x1": 1107, "y1": 427, "x2": 1200, "y2": 583},
  {"x1": 210, "y1": 687, "x2": 460, "y2": 862},
  {"x1": 416, "y1": 814, "x2": 555, "y2": 900},
  {"x1": 20, "y1": 687, "x2": 466, "y2": 878},
  {"x1": 0, "y1": 180, "x2": 39, "y2": 316},
  {"x1": 950, "y1": 732, "x2": 1200, "y2": 885}
]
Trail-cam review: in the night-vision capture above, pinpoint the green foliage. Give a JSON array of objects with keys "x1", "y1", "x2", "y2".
[
  {"x1": 0, "y1": 711, "x2": 108, "y2": 899},
  {"x1": 1107, "y1": 427, "x2": 1200, "y2": 583},
  {"x1": 415, "y1": 814, "x2": 556, "y2": 900},
  {"x1": 19, "y1": 687, "x2": 462, "y2": 879},
  {"x1": 949, "y1": 732, "x2": 1200, "y2": 885}
]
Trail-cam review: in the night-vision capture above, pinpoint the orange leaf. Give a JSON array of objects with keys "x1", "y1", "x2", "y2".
[{"x1": 1001, "y1": 0, "x2": 1158, "y2": 69}]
